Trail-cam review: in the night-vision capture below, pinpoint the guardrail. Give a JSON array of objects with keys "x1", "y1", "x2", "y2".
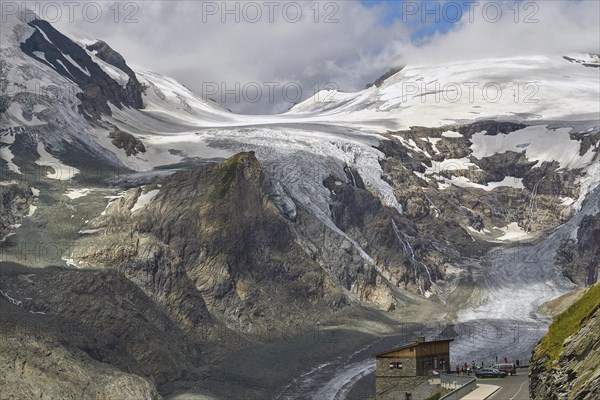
[
  {"x1": 440, "y1": 373, "x2": 476, "y2": 388},
  {"x1": 439, "y1": 374, "x2": 477, "y2": 400}
]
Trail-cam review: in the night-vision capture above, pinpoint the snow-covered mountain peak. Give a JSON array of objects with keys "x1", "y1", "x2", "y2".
[{"x1": 289, "y1": 54, "x2": 600, "y2": 130}]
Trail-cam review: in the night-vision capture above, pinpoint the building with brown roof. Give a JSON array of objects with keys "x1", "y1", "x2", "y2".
[{"x1": 375, "y1": 337, "x2": 452, "y2": 399}]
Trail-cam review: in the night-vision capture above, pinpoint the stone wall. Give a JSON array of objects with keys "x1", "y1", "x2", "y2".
[
  {"x1": 376, "y1": 357, "x2": 417, "y2": 377},
  {"x1": 376, "y1": 376, "x2": 441, "y2": 400}
]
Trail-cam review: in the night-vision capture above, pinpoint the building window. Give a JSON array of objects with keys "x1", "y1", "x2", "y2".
[{"x1": 389, "y1": 362, "x2": 403, "y2": 370}]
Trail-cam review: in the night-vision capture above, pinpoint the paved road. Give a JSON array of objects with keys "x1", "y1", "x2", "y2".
[{"x1": 477, "y1": 372, "x2": 530, "y2": 400}]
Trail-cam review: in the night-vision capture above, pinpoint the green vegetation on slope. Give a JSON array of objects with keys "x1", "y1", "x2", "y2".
[
  {"x1": 211, "y1": 153, "x2": 245, "y2": 199},
  {"x1": 535, "y1": 284, "x2": 600, "y2": 368}
]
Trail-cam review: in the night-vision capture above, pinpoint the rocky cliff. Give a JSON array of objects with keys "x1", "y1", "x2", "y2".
[
  {"x1": 530, "y1": 284, "x2": 600, "y2": 400},
  {"x1": 0, "y1": 264, "x2": 201, "y2": 399},
  {"x1": 20, "y1": 19, "x2": 144, "y2": 118},
  {"x1": 0, "y1": 182, "x2": 34, "y2": 241},
  {"x1": 556, "y1": 213, "x2": 600, "y2": 285},
  {"x1": 67, "y1": 152, "x2": 350, "y2": 336}
]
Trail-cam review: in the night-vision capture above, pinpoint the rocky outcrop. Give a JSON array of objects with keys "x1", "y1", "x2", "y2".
[
  {"x1": 0, "y1": 267, "x2": 194, "y2": 384},
  {"x1": 20, "y1": 19, "x2": 144, "y2": 118},
  {"x1": 556, "y1": 213, "x2": 600, "y2": 285},
  {"x1": 0, "y1": 328, "x2": 161, "y2": 400},
  {"x1": 0, "y1": 182, "x2": 33, "y2": 240},
  {"x1": 472, "y1": 151, "x2": 537, "y2": 183},
  {"x1": 0, "y1": 264, "x2": 207, "y2": 398},
  {"x1": 378, "y1": 120, "x2": 587, "y2": 238},
  {"x1": 109, "y1": 127, "x2": 146, "y2": 156},
  {"x1": 323, "y1": 174, "x2": 452, "y2": 297},
  {"x1": 365, "y1": 67, "x2": 404, "y2": 88},
  {"x1": 68, "y1": 153, "x2": 347, "y2": 335},
  {"x1": 86, "y1": 40, "x2": 145, "y2": 112},
  {"x1": 529, "y1": 284, "x2": 600, "y2": 400}
]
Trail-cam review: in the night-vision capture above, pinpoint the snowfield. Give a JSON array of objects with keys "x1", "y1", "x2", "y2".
[
  {"x1": 470, "y1": 125, "x2": 596, "y2": 170},
  {"x1": 289, "y1": 54, "x2": 600, "y2": 130}
]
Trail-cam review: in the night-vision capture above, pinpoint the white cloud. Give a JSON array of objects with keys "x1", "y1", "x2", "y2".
[
  {"x1": 402, "y1": 0, "x2": 600, "y2": 64},
  {"x1": 28, "y1": 0, "x2": 600, "y2": 114}
]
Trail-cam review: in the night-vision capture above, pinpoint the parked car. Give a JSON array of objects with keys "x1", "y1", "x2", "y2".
[
  {"x1": 476, "y1": 368, "x2": 507, "y2": 378},
  {"x1": 493, "y1": 363, "x2": 517, "y2": 375}
]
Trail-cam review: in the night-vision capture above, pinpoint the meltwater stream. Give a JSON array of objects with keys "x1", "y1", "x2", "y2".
[{"x1": 279, "y1": 187, "x2": 599, "y2": 399}]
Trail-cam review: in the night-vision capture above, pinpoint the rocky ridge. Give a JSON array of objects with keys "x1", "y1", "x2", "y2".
[
  {"x1": 556, "y1": 212, "x2": 600, "y2": 285},
  {"x1": 20, "y1": 19, "x2": 144, "y2": 118}
]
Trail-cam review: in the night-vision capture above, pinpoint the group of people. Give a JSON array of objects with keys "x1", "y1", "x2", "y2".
[
  {"x1": 455, "y1": 361, "x2": 478, "y2": 376},
  {"x1": 454, "y1": 357, "x2": 520, "y2": 375}
]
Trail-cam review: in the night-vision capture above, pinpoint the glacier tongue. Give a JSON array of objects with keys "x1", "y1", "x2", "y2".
[{"x1": 449, "y1": 186, "x2": 600, "y2": 364}]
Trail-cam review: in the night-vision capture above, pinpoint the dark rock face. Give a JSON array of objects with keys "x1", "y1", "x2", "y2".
[
  {"x1": 556, "y1": 213, "x2": 600, "y2": 285},
  {"x1": 87, "y1": 40, "x2": 145, "y2": 112},
  {"x1": 0, "y1": 182, "x2": 33, "y2": 240},
  {"x1": 323, "y1": 175, "x2": 447, "y2": 295},
  {"x1": 67, "y1": 225, "x2": 213, "y2": 337},
  {"x1": 472, "y1": 151, "x2": 537, "y2": 182},
  {"x1": 365, "y1": 66, "x2": 404, "y2": 89},
  {"x1": 563, "y1": 55, "x2": 600, "y2": 68},
  {"x1": 87, "y1": 40, "x2": 138, "y2": 81},
  {"x1": 0, "y1": 266, "x2": 201, "y2": 399},
  {"x1": 109, "y1": 127, "x2": 146, "y2": 156},
  {"x1": 20, "y1": 19, "x2": 144, "y2": 118},
  {"x1": 570, "y1": 128, "x2": 600, "y2": 156}
]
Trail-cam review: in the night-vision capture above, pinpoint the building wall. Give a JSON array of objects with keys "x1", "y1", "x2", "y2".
[
  {"x1": 375, "y1": 341, "x2": 452, "y2": 399},
  {"x1": 376, "y1": 376, "x2": 440, "y2": 400},
  {"x1": 376, "y1": 376, "x2": 424, "y2": 399},
  {"x1": 376, "y1": 357, "x2": 417, "y2": 399},
  {"x1": 376, "y1": 356, "x2": 416, "y2": 377},
  {"x1": 376, "y1": 354, "x2": 450, "y2": 378}
]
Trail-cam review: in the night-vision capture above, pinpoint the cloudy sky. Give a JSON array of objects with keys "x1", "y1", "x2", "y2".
[{"x1": 35, "y1": 0, "x2": 600, "y2": 114}]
